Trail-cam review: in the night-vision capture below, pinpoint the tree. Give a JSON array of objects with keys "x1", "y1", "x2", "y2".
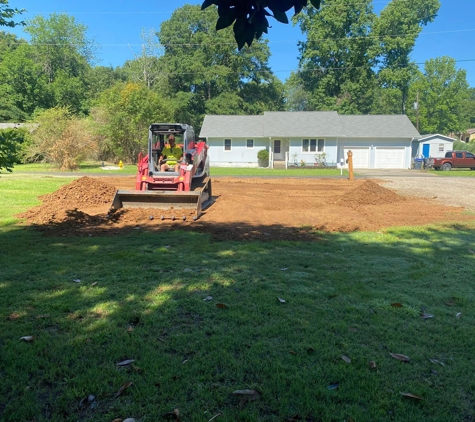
[
  {"x1": 0, "y1": 128, "x2": 22, "y2": 172},
  {"x1": 26, "y1": 107, "x2": 97, "y2": 170},
  {"x1": 407, "y1": 57, "x2": 470, "y2": 134},
  {"x1": 22, "y1": 13, "x2": 97, "y2": 114},
  {"x1": 294, "y1": 0, "x2": 377, "y2": 114},
  {"x1": 92, "y1": 82, "x2": 173, "y2": 162},
  {"x1": 0, "y1": 0, "x2": 24, "y2": 28},
  {"x1": 122, "y1": 28, "x2": 165, "y2": 90},
  {"x1": 158, "y1": 4, "x2": 282, "y2": 128},
  {"x1": 373, "y1": 0, "x2": 440, "y2": 114},
  {"x1": 201, "y1": 0, "x2": 321, "y2": 49},
  {"x1": 0, "y1": 44, "x2": 52, "y2": 118}
]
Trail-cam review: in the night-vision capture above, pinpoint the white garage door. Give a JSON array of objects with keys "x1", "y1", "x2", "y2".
[
  {"x1": 374, "y1": 147, "x2": 405, "y2": 169},
  {"x1": 344, "y1": 147, "x2": 369, "y2": 168}
]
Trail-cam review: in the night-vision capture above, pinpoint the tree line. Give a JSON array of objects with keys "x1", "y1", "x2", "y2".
[{"x1": 0, "y1": 0, "x2": 474, "y2": 171}]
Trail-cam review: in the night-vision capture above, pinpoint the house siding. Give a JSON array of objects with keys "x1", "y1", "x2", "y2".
[
  {"x1": 415, "y1": 135, "x2": 454, "y2": 159},
  {"x1": 207, "y1": 137, "x2": 270, "y2": 167},
  {"x1": 339, "y1": 138, "x2": 412, "y2": 169}
]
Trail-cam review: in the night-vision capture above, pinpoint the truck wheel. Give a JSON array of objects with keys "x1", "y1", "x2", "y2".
[{"x1": 442, "y1": 163, "x2": 452, "y2": 171}]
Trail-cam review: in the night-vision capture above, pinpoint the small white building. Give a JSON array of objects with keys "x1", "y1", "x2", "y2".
[
  {"x1": 200, "y1": 111, "x2": 421, "y2": 169},
  {"x1": 413, "y1": 134, "x2": 456, "y2": 159}
]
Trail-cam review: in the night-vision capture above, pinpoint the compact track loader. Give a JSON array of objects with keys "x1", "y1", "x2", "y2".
[{"x1": 111, "y1": 123, "x2": 212, "y2": 220}]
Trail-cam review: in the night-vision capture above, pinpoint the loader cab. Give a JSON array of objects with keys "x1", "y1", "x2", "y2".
[{"x1": 148, "y1": 123, "x2": 191, "y2": 175}]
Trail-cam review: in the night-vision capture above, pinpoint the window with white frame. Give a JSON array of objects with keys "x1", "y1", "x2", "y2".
[
  {"x1": 246, "y1": 139, "x2": 254, "y2": 148},
  {"x1": 439, "y1": 143, "x2": 444, "y2": 152},
  {"x1": 303, "y1": 138, "x2": 324, "y2": 152},
  {"x1": 224, "y1": 139, "x2": 231, "y2": 151},
  {"x1": 317, "y1": 139, "x2": 324, "y2": 152}
]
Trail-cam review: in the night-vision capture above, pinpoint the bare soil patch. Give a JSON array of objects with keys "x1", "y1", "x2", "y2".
[{"x1": 16, "y1": 176, "x2": 474, "y2": 241}]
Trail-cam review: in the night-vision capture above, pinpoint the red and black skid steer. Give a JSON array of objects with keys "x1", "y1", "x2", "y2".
[{"x1": 111, "y1": 123, "x2": 212, "y2": 220}]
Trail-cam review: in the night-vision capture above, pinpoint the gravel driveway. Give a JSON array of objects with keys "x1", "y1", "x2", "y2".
[{"x1": 371, "y1": 175, "x2": 475, "y2": 211}]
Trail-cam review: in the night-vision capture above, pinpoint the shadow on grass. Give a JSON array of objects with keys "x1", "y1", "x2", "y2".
[{"x1": 1, "y1": 222, "x2": 475, "y2": 421}]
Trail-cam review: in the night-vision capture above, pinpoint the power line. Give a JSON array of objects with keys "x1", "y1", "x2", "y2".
[{"x1": 9, "y1": 27, "x2": 475, "y2": 48}]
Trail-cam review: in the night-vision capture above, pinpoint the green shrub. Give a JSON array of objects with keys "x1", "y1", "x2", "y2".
[{"x1": 257, "y1": 149, "x2": 269, "y2": 160}]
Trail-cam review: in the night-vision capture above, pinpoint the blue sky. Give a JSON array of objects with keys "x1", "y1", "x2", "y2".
[{"x1": 7, "y1": 0, "x2": 475, "y2": 86}]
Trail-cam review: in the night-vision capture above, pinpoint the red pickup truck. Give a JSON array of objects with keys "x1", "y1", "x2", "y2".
[{"x1": 433, "y1": 150, "x2": 475, "y2": 171}]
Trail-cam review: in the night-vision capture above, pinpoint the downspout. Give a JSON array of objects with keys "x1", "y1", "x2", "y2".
[{"x1": 409, "y1": 137, "x2": 417, "y2": 169}]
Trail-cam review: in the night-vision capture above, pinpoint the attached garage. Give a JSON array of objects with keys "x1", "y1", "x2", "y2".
[
  {"x1": 374, "y1": 147, "x2": 405, "y2": 169},
  {"x1": 344, "y1": 147, "x2": 369, "y2": 168}
]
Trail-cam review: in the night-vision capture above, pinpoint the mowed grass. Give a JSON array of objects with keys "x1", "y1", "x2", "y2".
[
  {"x1": 1, "y1": 176, "x2": 475, "y2": 421},
  {"x1": 10, "y1": 162, "x2": 347, "y2": 177},
  {"x1": 430, "y1": 168, "x2": 475, "y2": 177}
]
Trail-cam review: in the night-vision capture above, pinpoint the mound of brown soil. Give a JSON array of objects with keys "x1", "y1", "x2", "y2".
[
  {"x1": 39, "y1": 176, "x2": 117, "y2": 207},
  {"x1": 337, "y1": 180, "x2": 403, "y2": 207},
  {"x1": 17, "y1": 177, "x2": 116, "y2": 225}
]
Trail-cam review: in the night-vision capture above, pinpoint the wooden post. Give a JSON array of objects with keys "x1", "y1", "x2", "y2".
[{"x1": 347, "y1": 150, "x2": 354, "y2": 181}]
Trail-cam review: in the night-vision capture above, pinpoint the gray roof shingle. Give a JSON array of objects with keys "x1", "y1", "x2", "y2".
[
  {"x1": 339, "y1": 114, "x2": 420, "y2": 138},
  {"x1": 200, "y1": 112, "x2": 420, "y2": 138}
]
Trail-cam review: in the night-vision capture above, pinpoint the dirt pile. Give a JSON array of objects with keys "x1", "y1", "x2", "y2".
[
  {"x1": 17, "y1": 177, "x2": 116, "y2": 225},
  {"x1": 337, "y1": 180, "x2": 403, "y2": 207},
  {"x1": 40, "y1": 176, "x2": 117, "y2": 207}
]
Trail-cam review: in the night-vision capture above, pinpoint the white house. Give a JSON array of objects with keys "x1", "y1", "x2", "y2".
[
  {"x1": 199, "y1": 111, "x2": 421, "y2": 169},
  {"x1": 413, "y1": 134, "x2": 456, "y2": 159}
]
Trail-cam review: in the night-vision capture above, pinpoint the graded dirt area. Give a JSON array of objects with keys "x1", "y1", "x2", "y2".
[{"x1": 17, "y1": 176, "x2": 474, "y2": 241}]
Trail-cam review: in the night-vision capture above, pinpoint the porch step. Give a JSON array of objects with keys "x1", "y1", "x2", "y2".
[{"x1": 273, "y1": 161, "x2": 286, "y2": 169}]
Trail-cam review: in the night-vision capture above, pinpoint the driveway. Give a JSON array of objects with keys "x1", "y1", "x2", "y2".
[{"x1": 356, "y1": 170, "x2": 475, "y2": 211}]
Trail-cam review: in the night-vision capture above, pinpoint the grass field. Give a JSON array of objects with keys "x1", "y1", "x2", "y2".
[
  {"x1": 9, "y1": 162, "x2": 347, "y2": 178},
  {"x1": 1, "y1": 175, "x2": 475, "y2": 421}
]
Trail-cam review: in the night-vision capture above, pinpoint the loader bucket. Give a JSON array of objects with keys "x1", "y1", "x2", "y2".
[{"x1": 110, "y1": 178, "x2": 212, "y2": 220}]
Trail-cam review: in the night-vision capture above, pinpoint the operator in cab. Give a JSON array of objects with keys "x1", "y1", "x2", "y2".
[{"x1": 159, "y1": 135, "x2": 183, "y2": 172}]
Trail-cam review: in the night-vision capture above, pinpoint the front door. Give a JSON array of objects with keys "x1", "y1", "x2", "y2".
[
  {"x1": 422, "y1": 144, "x2": 430, "y2": 158},
  {"x1": 273, "y1": 140, "x2": 283, "y2": 160}
]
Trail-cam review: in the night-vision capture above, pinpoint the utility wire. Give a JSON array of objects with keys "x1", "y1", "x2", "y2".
[{"x1": 9, "y1": 27, "x2": 475, "y2": 48}]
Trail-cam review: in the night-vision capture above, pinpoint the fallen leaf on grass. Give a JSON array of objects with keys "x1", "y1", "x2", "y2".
[
  {"x1": 73, "y1": 279, "x2": 81, "y2": 283},
  {"x1": 203, "y1": 296, "x2": 213, "y2": 301},
  {"x1": 277, "y1": 297, "x2": 286, "y2": 303},
  {"x1": 456, "y1": 312, "x2": 462, "y2": 319},
  {"x1": 390, "y1": 353, "x2": 410, "y2": 362},
  {"x1": 91, "y1": 282, "x2": 98, "y2": 287},
  {"x1": 123, "y1": 419, "x2": 136, "y2": 422},
  {"x1": 280, "y1": 267, "x2": 288, "y2": 271},
  {"x1": 400, "y1": 392, "x2": 423, "y2": 400},
  {"x1": 369, "y1": 361, "x2": 377, "y2": 369},
  {"x1": 391, "y1": 302, "x2": 403, "y2": 308},
  {"x1": 429, "y1": 358, "x2": 445, "y2": 366},
  {"x1": 348, "y1": 327, "x2": 358, "y2": 332},
  {"x1": 233, "y1": 389, "x2": 260, "y2": 408},
  {"x1": 289, "y1": 350, "x2": 297, "y2": 355},
  {"x1": 117, "y1": 359, "x2": 135, "y2": 366},
  {"x1": 341, "y1": 355, "x2": 351, "y2": 364},
  {"x1": 131, "y1": 364, "x2": 143, "y2": 373},
  {"x1": 115, "y1": 382, "x2": 133, "y2": 398},
  {"x1": 208, "y1": 413, "x2": 222, "y2": 422},
  {"x1": 112, "y1": 419, "x2": 122, "y2": 422},
  {"x1": 78, "y1": 394, "x2": 96, "y2": 410},
  {"x1": 20, "y1": 336, "x2": 34, "y2": 342},
  {"x1": 445, "y1": 301, "x2": 456, "y2": 306},
  {"x1": 162, "y1": 408, "x2": 180, "y2": 420},
  {"x1": 327, "y1": 383, "x2": 339, "y2": 390},
  {"x1": 421, "y1": 313, "x2": 434, "y2": 319},
  {"x1": 216, "y1": 303, "x2": 228, "y2": 309},
  {"x1": 127, "y1": 326, "x2": 134, "y2": 333},
  {"x1": 36, "y1": 314, "x2": 50, "y2": 319},
  {"x1": 468, "y1": 249, "x2": 475, "y2": 255}
]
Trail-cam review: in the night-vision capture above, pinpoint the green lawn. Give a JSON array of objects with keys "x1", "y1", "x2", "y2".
[
  {"x1": 430, "y1": 168, "x2": 475, "y2": 177},
  {"x1": 9, "y1": 162, "x2": 347, "y2": 178},
  {"x1": 1, "y1": 175, "x2": 474, "y2": 421}
]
